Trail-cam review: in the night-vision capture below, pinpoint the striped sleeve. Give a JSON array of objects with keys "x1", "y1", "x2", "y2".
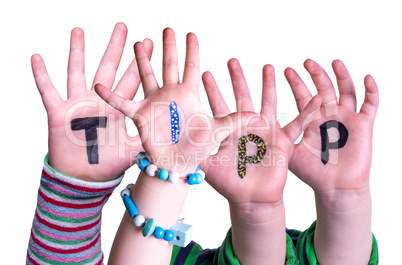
[
  {"x1": 294, "y1": 221, "x2": 379, "y2": 265},
  {"x1": 170, "y1": 228, "x2": 299, "y2": 265},
  {"x1": 26, "y1": 155, "x2": 123, "y2": 265}
]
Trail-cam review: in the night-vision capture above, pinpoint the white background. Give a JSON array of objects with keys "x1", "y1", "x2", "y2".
[{"x1": 1, "y1": 0, "x2": 401, "y2": 263}]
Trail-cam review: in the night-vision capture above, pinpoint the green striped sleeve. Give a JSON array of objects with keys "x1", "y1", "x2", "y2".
[
  {"x1": 170, "y1": 229, "x2": 240, "y2": 265},
  {"x1": 170, "y1": 228, "x2": 301, "y2": 264}
]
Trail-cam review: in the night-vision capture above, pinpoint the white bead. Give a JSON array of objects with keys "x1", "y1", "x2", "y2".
[
  {"x1": 195, "y1": 170, "x2": 205, "y2": 178},
  {"x1": 145, "y1": 164, "x2": 158, "y2": 177},
  {"x1": 169, "y1": 172, "x2": 180, "y2": 184},
  {"x1": 133, "y1": 214, "x2": 145, "y2": 227},
  {"x1": 126, "y1": 183, "x2": 135, "y2": 191},
  {"x1": 120, "y1": 188, "x2": 130, "y2": 198}
]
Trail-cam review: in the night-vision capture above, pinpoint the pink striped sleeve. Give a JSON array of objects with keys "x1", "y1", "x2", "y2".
[{"x1": 26, "y1": 155, "x2": 123, "y2": 265}]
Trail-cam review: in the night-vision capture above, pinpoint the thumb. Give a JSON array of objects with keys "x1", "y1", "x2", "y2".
[{"x1": 282, "y1": 95, "x2": 322, "y2": 143}]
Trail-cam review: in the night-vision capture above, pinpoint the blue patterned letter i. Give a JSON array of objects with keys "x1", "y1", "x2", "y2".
[{"x1": 170, "y1": 101, "x2": 180, "y2": 144}]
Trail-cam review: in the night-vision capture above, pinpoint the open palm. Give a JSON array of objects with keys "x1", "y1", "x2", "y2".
[
  {"x1": 286, "y1": 59, "x2": 379, "y2": 194},
  {"x1": 33, "y1": 23, "x2": 152, "y2": 181},
  {"x1": 201, "y1": 59, "x2": 321, "y2": 205},
  {"x1": 95, "y1": 28, "x2": 233, "y2": 174}
]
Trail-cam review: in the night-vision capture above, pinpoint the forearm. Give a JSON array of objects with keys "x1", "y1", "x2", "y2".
[
  {"x1": 314, "y1": 186, "x2": 372, "y2": 265},
  {"x1": 230, "y1": 200, "x2": 286, "y2": 265},
  {"x1": 108, "y1": 171, "x2": 191, "y2": 265},
  {"x1": 27, "y1": 156, "x2": 122, "y2": 264}
]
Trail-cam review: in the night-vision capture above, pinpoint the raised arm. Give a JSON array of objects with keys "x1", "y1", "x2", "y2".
[
  {"x1": 96, "y1": 28, "x2": 234, "y2": 265},
  {"x1": 285, "y1": 59, "x2": 379, "y2": 264},
  {"x1": 27, "y1": 23, "x2": 152, "y2": 264},
  {"x1": 201, "y1": 59, "x2": 321, "y2": 265}
]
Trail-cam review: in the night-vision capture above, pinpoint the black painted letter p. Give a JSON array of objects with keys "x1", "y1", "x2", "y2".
[{"x1": 320, "y1": 120, "x2": 349, "y2": 165}]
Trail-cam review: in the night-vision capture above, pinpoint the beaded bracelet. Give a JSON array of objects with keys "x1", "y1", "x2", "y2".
[
  {"x1": 135, "y1": 151, "x2": 205, "y2": 185},
  {"x1": 121, "y1": 184, "x2": 193, "y2": 247}
]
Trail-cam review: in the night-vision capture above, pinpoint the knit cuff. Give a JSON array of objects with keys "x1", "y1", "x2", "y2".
[{"x1": 26, "y1": 154, "x2": 123, "y2": 265}]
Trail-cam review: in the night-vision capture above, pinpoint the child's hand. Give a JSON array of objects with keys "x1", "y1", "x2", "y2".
[
  {"x1": 285, "y1": 59, "x2": 379, "y2": 264},
  {"x1": 99, "y1": 29, "x2": 237, "y2": 264},
  {"x1": 202, "y1": 59, "x2": 321, "y2": 206},
  {"x1": 33, "y1": 23, "x2": 152, "y2": 181},
  {"x1": 285, "y1": 59, "x2": 379, "y2": 200},
  {"x1": 200, "y1": 59, "x2": 321, "y2": 265},
  {"x1": 96, "y1": 28, "x2": 230, "y2": 174}
]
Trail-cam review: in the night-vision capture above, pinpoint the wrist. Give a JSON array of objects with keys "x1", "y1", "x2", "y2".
[
  {"x1": 136, "y1": 151, "x2": 204, "y2": 185},
  {"x1": 130, "y1": 171, "x2": 191, "y2": 228},
  {"x1": 314, "y1": 185, "x2": 371, "y2": 214},
  {"x1": 47, "y1": 151, "x2": 126, "y2": 182},
  {"x1": 313, "y1": 187, "x2": 373, "y2": 265},
  {"x1": 109, "y1": 170, "x2": 194, "y2": 264},
  {"x1": 229, "y1": 200, "x2": 286, "y2": 264},
  {"x1": 44, "y1": 153, "x2": 124, "y2": 185},
  {"x1": 229, "y1": 199, "x2": 285, "y2": 225}
]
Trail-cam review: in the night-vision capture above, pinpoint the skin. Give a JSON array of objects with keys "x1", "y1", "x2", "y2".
[
  {"x1": 98, "y1": 29, "x2": 321, "y2": 264},
  {"x1": 32, "y1": 22, "x2": 153, "y2": 182},
  {"x1": 34, "y1": 22, "x2": 378, "y2": 264},
  {"x1": 285, "y1": 59, "x2": 379, "y2": 264},
  {"x1": 96, "y1": 28, "x2": 240, "y2": 265},
  {"x1": 200, "y1": 59, "x2": 322, "y2": 265}
]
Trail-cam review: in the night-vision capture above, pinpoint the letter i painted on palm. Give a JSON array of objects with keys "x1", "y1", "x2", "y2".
[{"x1": 170, "y1": 101, "x2": 180, "y2": 144}]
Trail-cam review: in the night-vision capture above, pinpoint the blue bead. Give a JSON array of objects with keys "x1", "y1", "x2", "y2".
[
  {"x1": 195, "y1": 173, "x2": 203, "y2": 184},
  {"x1": 135, "y1": 151, "x2": 146, "y2": 164},
  {"x1": 122, "y1": 195, "x2": 138, "y2": 218},
  {"x1": 138, "y1": 158, "x2": 150, "y2": 171},
  {"x1": 158, "y1": 169, "x2": 169, "y2": 181},
  {"x1": 186, "y1": 174, "x2": 198, "y2": 185},
  {"x1": 153, "y1": 226, "x2": 165, "y2": 239},
  {"x1": 163, "y1": 230, "x2": 175, "y2": 242},
  {"x1": 196, "y1": 166, "x2": 201, "y2": 171},
  {"x1": 142, "y1": 219, "x2": 155, "y2": 237}
]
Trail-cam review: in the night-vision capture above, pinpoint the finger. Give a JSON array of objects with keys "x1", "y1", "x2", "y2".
[
  {"x1": 182, "y1": 32, "x2": 200, "y2": 86},
  {"x1": 304, "y1": 59, "x2": 337, "y2": 103},
  {"x1": 282, "y1": 95, "x2": 322, "y2": 142},
  {"x1": 332, "y1": 59, "x2": 357, "y2": 111},
  {"x1": 261, "y1": 64, "x2": 277, "y2": 116},
  {"x1": 31, "y1": 54, "x2": 63, "y2": 112},
  {"x1": 200, "y1": 154, "x2": 219, "y2": 183},
  {"x1": 284, "y1": 67, "x2": 313, "y2": 112},
  {"x1": 202, "y1": 71, "x2": 231, "y2": 117},
  {"x1": 359, "y1": 75, "x2": 379, "y2": 120},
  {"x1": 95, "y1": 83, "x2": 138, "y2": 118},
  {"x1": 228, "y1": 58, "x2": 254, "y2": 112},
  {"x1": 134, "y1": 41, "x2": 159, "y2": 97},
  {"x1": 67, "y1": 27, "x2": 86, "y2": 98},
  {"x1": 91, "y1": 23, "x2": 127, "y2": 90},
  {"x1": 162, "y1": 28, "x2": 179, "y2": 85},
  {"x1": 201, "y1": 153, "x2": 235, "y2": 190},
  {"x1": 113, "y1": 38, "x2": 154, "y2": 100}
]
